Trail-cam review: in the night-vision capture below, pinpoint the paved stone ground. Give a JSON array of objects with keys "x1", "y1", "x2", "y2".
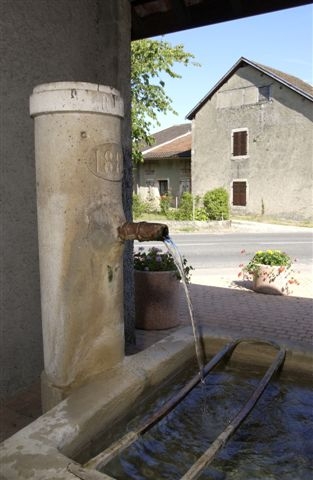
[
  {"x1": 133, "y1": 267, "x2": 313, "y2": 354},
  {"x1": 181, "y1": 275, "x2": 313, "y2": 351}
]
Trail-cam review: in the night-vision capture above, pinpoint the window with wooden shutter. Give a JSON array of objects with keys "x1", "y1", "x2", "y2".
[
  {"x1": 233, "y1": 181, "x2": 247, "y2": 206},
  {"x1": 232, "y1": 130, "x2": 248, "y2": 156}
]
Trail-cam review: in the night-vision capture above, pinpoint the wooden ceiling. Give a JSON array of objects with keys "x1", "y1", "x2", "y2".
[{"x1": 130, "y1": 0, "x2": 312, "y2": 40}]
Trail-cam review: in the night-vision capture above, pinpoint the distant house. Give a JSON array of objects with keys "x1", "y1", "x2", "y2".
[
  {"x1": 134, "y1": 124, "x2": 191, "y2": 207},
  {"x1": 187, "y1": 57, "x2": 313, "y2": 221}
]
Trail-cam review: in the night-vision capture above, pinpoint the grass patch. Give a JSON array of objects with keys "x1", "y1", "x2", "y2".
[
  {"x1": 133, "y1": 212, "x2": 168, "y2": 221},
  {"x1": 174, "y1": 227, "x2": 197, "y2": 232}
]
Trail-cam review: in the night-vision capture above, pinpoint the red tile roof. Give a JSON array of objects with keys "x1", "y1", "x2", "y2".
[{"x1": 143, "y1": 124, "x2": 191, "y2": 159}]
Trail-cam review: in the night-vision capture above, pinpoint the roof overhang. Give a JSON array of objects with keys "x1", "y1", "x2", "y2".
[{"x1": 130, "y1": 0, "x2": 312, "y2": 40}]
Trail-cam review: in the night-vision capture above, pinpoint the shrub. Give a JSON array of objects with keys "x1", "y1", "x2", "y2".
[
  {"x1": 167, "y1": 193, "x2": 209, "y2": 221},
  {"x1": 174, "y1": 192, "x2": 193, "y2": 220},
  {"x1": 194, "y1": 207, "x2": 208, "y2": 221},
  {"x1": 203, "y1": 188, "x2": 229, "y2": 220},
  {"x1": 132, "y1": 194, "x2": 147, "y2": 219},
  {"x1": 160, "y1": 195, "x2": 172, "y2": 215}
]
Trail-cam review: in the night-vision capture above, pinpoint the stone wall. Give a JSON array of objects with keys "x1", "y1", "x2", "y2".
[{"x1": 0, "y1": 0, "x2": 132, "y2": 400}]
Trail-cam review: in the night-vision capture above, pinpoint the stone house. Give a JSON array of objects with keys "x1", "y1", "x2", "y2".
[
  {"x1": 134, "y1": 124, "x2": 191, "y2": 207},
  {"x1": 187, "y1": 57, "x2": 313, "y2": 221}
]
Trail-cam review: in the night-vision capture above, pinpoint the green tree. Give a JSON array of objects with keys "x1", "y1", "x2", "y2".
[{"x1": 131, "y1": 39, "x2": 199, "y2": 163}]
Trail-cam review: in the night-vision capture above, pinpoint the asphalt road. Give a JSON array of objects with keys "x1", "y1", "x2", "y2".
[{"x1": 135, "y1": 231, "x2": 313, "y2": 271}]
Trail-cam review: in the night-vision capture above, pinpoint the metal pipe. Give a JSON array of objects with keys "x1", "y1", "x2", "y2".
[{"x1": 118, "y1": 221, "x2": 169, "y2": 242}]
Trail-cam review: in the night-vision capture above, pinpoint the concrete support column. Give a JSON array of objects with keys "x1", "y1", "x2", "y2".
[{"x1": 30, "y1": 82, "x2": 125, "y2": 408}]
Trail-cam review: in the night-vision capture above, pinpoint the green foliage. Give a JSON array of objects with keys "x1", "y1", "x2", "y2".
[
  {"x1": 132, "y1": 194, "x2": 147, "y2": 219},
  {"x1": 171, "y1": 193, "x2": 208, "y2": 221},
  {"x1": 131, "y1": 39, "x2": 200, "y2": 163},
  {"x1": 160, "y1": 195, "x2": 172, "y2": 215},
  {"x1": 192, "y1": 195, "x2": 207, "y2": 220},
  {"x1": 133, "y1": 189, "x2": 231, "y2": 223},
  {"x1": 194, "y1": 208, "x2": 207, "y2": 221},
  {"x1": 174, "y1": 192, "x2": 193, "y2": 220},
  {"x1": 238, "y1": 249, "x2": 299, "y2": 291},
  {"x1": 203, "y1": 188, "x2": 229, "y2": 220},
  {"x1": 245, "y1": 250, "x2": 292, "y2": 274},
  {"x1": 134, "y1": 247, "x2": 193, "y2": 282}
]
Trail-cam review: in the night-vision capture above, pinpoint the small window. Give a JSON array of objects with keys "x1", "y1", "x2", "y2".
[
  {"x1": 233, "y1": 181, "x2": 247, "y2": 206},
  {"x1": 232, "y1": 130, "x2": 248, "y2": 157},
  {"x1": 258, "y1": 85, "x2": 271, "y2": 102},
  {"x1": 158, "y1": 180, "x2": 168, "y2": 196}
]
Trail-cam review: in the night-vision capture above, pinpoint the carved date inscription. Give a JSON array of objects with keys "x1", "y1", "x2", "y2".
[{"x1": 89, "y1": 143, "x2": 123, "y2": 181}]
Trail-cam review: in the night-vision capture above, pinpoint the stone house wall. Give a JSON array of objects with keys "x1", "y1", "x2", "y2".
[
  {"x1": 191, "y1": 65, "x2": 313, "y2": 220},
  {"x1": 135, "y1": 157, "x2": 191, "y2": 207}
]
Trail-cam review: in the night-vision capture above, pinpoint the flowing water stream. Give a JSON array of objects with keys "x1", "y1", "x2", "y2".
[{"x1": 163, "y1": 236, "x2": 206, "y2": 383}]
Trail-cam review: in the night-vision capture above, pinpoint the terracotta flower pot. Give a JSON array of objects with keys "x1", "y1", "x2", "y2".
[
  {"x1": 134, "y1": 270, "x2": 181, "y2": 329},
  {"x1": 253, "y1": 264, "x2": 291, "y2": 295}
]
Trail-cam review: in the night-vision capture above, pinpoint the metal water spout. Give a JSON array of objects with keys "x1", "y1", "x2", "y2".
[{"x1": 118, "y1": 221, "x2": 169, "y2": 242}]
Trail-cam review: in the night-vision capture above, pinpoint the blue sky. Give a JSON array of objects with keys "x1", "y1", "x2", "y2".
[{"x1": 151, "y1": 4, "x2": 313, "y2": 132}]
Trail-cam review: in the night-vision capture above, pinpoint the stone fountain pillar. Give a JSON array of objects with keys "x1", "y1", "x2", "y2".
[{"x1": 30, "y1": 82, "x2": 125, "y2": 410}]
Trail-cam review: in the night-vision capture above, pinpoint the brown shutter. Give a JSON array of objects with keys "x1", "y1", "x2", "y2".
[
  {"x1": 233, "y1": 131, "x2": 247, "y2": 156},
  {"x1": 233, "y1": 181, "x2": 246, "y2": 206},
  {"x1": 233, "y1": 132, "x2": 239, "y2": 156},
  {"x1": 240, "y1": 131, "x2": 247, "y2": 155}
]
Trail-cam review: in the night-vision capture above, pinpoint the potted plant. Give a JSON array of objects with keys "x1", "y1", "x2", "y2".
[
  {"x1": 239, "y1": 249, "x2": 299, "y2": 295},
  {"x1": 134, "y1": 247, "x2": 193, "y2": 329}
]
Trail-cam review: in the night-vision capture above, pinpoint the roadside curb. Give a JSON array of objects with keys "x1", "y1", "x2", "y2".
[
  {"x1": 164, "y1": 219, "x2": 231, "y2": 233},
  {"x1": 231, "y1": 220, "x2": 313, "y2": 233},
  {"x1": 142, "y1": 219, "x2": 312, "y2": 234}
]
